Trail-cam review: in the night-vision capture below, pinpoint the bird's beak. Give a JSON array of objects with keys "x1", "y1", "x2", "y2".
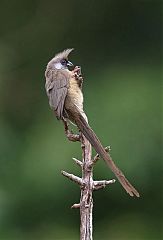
[{"x1": 67, "y1": 60, "x2": 73, "y2": 67}]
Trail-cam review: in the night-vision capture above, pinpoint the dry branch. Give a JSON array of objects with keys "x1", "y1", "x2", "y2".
[{"x1": 61, "y1": 122, "x2": 115, "y2": 240}]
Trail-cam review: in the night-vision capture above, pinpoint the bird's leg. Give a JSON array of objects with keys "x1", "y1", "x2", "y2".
[
  {"x1": 72, "y1": 66, "x2": 83, "y2": 89},
  {"x1": 62, "y1": 118, "x2": 80, "y2": 142}
]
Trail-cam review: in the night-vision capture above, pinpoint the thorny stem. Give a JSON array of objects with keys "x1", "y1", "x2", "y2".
[
  {"x1": 61, "y1": 120, "x2": 115, "y2": 240},
  {"x1": 80, "y1": 135, "x2": 93, "y2": 240}
]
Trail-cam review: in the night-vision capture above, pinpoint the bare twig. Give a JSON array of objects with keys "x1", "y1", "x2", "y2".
[
  {"x1": 80, "y1": 135, "x2": 93, "y2": 240},
  {"x1": 61, "y1": 170, "x2": 83, "y2": 186},
  {"x1": 93, "y1": 179, "x2": 116, "y2": 190},
  {"x1": 72, "y1": 157, "x2": 83, "y2": 167},
  {"x1": 71, "y1": 203, "x2": 80, "y2": 209},
  {"x1": 61, "y1": 123, "x2": 115, "y2": 239},
  {"x1": 92, "y1": 146, "x2": 111, "y2": 164}
]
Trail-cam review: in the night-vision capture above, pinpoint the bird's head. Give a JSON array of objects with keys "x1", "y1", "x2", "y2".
[{"x1": 47, "y1": 48, "x2": 74, "y2": 70}]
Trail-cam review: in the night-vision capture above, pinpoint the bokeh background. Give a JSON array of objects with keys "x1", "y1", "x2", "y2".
[{"x1": 0, "y1": 0, "x2": 162, "y2": 239}]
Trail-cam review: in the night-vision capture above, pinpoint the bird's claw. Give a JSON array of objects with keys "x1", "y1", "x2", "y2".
[
  {"x1": 71, "y1": 66, "x2": 83, "y2": 88},
  {"x1": 73, "y1": 66, "x2": 81, "y2": 75}
]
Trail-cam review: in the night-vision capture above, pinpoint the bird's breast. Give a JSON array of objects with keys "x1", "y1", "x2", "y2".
[{"x1": 65, "y1": 77, "x2": 83, "y2": 112}]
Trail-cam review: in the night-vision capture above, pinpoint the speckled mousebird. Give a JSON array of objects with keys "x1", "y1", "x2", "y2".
[{"x1": 45, "y1": 49, "x2": 139, "y2": 197}]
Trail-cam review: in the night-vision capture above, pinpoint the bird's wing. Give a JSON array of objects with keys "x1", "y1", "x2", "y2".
[{"x1": 45, "y1": 70, "x2": 69, "y2": 119}]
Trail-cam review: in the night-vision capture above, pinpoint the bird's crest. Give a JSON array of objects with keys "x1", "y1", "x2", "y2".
[{"x1": 54, "y1": 48, "x2": 74, "y2": 60}]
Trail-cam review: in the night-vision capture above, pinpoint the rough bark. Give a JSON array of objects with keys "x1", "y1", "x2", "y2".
[{"x1": 62, "y1": 122, "x2": 115, "y2": 239}]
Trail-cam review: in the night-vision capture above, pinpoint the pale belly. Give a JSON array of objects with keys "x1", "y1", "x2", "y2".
[{"x1": 65, "y1": 77, "x2": 83, "y2": 112}]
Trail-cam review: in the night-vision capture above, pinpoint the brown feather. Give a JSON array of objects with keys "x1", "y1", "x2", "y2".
[
  {"x1": 45, "y1": 69, "x2": 70, "y2": 119},
  {"x1": 74, "y1": 113, "x2": 140, "y2": 197}
]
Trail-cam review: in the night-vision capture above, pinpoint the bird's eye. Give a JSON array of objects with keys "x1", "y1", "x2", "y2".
[{"x1": 61, "y1": 59, "x2": 67, "y2": 65}]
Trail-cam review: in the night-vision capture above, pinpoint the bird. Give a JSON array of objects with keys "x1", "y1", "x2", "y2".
[{"x1": 45, "y1": 48, "x2": 140, "y2": 197}]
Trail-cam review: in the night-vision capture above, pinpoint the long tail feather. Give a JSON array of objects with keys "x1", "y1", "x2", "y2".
[{"x1": 75, "y1": 114, "x2": 140, "y2": 197}]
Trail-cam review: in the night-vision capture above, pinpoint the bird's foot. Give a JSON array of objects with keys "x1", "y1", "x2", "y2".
[
  {"x1": 73, "y1": 65, "x2": 81, "y2": 75},
  {"x1": 72, "y1": 66, "x2": 83, "y2": 88},
  {"x1": 62, "y1": 119, "x2": 80, "y2": 142}
]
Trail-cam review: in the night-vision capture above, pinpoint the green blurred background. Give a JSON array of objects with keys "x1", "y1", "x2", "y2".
[{"x1": 0, "y1": 0, "x2": 162, "y2": 239}]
